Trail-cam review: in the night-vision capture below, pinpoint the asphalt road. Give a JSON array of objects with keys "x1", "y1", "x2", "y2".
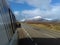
[{"x1": 18, "y1": 23, "x2": 60, "y2": 45}]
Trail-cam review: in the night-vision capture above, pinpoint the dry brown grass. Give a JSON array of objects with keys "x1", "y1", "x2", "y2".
[{"x1": 27, "y1": 23, "x2": 60, "y2": 31}]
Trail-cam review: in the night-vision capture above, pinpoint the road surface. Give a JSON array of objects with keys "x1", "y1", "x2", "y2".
[{"x1": 18, "y1": 23, "x2": 60, "y2": 45}]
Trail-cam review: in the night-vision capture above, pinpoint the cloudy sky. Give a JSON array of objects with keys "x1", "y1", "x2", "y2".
[{"x1": 7, "y1": 0, "x2": 60, "y2": 21}]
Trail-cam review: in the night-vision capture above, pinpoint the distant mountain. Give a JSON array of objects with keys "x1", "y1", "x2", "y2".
[
  {"x1": 21, "y1": 16, "x2": 60, "y2": 23},
  {"x1": 50, "y1": 19, "x2": 60, "y2": 22},
  {"x1": 24, "y1": 16, "x2": 52, "y2": 22}
]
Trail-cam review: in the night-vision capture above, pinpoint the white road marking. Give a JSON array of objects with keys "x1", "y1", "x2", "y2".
[
  {"x1": 21, "y1": 23, "x2": 57, "y2": 45},
  {"x1": 25, "y1": 23, "x2": 57, "y2": 38},
  {"x1": 22, "y1": 28, "x2": 33, "y2": 41},
  {"x1": 21, "y1": 24, "x2": 38, "y2": 45},
  {"x1": 22, "y1": 23, "x2": 56, "y2": 38},
  {"x1": 23, "y1": 28, "x2": 38, "y2": 45}
]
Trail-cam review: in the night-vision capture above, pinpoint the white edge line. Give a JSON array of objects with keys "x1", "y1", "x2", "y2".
[{"x1": 22, "y1": 28, "x2": 34, "y2": 41}]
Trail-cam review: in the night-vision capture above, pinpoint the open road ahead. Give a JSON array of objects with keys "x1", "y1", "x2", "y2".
[{"x1": 18, "y1": 23, "x2": 60, "y2": 45}]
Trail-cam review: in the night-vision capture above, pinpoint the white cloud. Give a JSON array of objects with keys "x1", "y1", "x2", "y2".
[
  {"x1": 21, "y1": 9, "x2": 48, "y2": 18},
  {"x1": 14, "y1": 11, "x2": 20, "y2": 16},
  {"x1": 8, "y1": 0, "x2": 51, "y2": 9},
  {"x1": 21, "y1": 5, "x2": 60, "y2": 19},
  {"x1": 14, "y1": 11, "x2": 21, "y2": 20},
  {"x1": 14, "y1": 11, "x2": 25, "y2": 20},
  {"x1": 26, "y1": 0, "x2": 51, "y2": 9},
  {"x1": 21, "y1": 9, "x2": 41, "y2": 16},
  {"x1": 9, "y1": 0, "x2": 60, "y2": 19}
]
